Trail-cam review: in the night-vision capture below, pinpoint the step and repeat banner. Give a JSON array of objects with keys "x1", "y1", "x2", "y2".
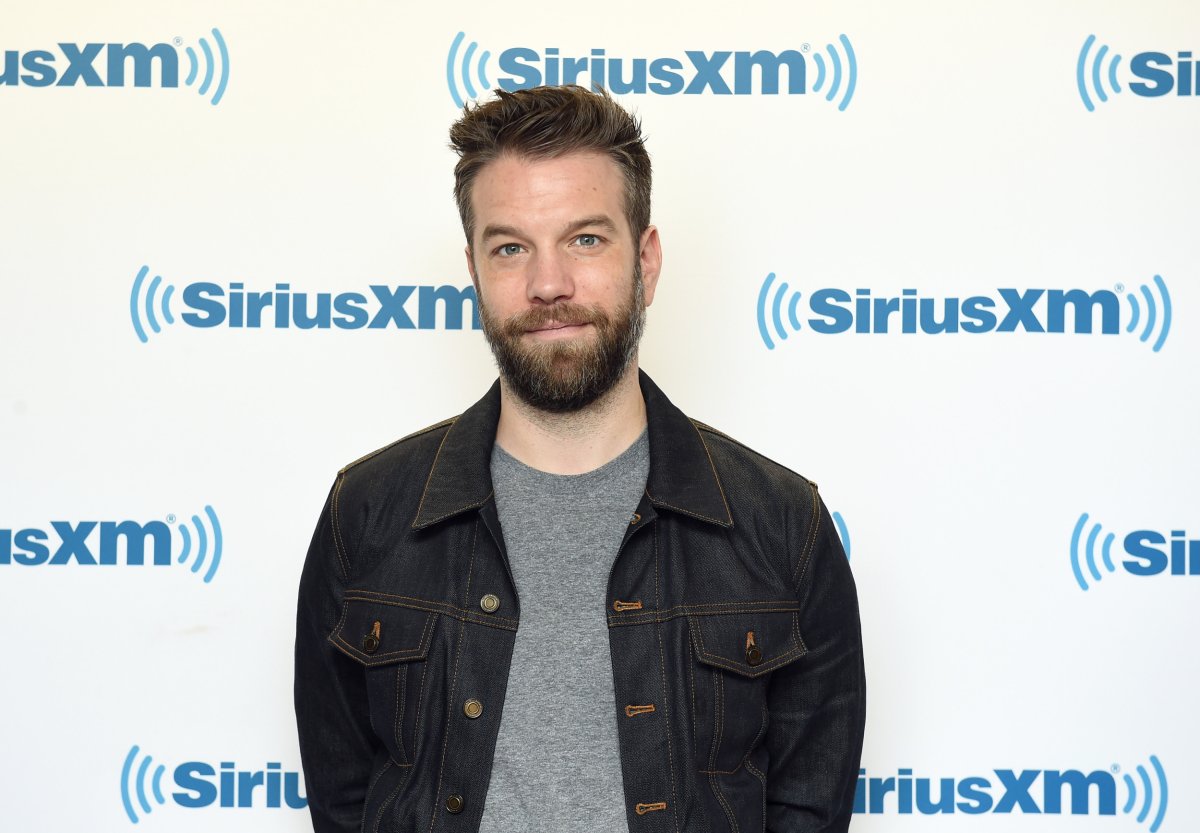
[{"x1": 1, "y1": 1, "x2": 1195, "y2": 831}]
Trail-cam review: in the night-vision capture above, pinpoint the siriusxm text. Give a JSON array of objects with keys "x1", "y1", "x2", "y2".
[
  {"x1": 1129, "y1": 50, "x2": 1200, "y2": 96},
  {"x1": 497, "y1": 48, "x2": 807, "y2": 95},
  {"x1": 1125, "y1": 530, "x2": 1199, "y2": 576},
  {"x1": 855, "y1": 768, "x2": 1116, "y2": 815},
  {"x1": 1, "y1": 43, "x2": 178, "y2": 87},
  {"x1": 181, "y1": 282, "x2": 481, "y2": 330},
  {"x1": 174, "y1": 762, "x2": 306, "y2": 809},
  {"x1": 1, "y1": 521, "x2": 171, "y2": 566},
  {"x1": 806, "y1": 288, "x2": 1119, "y2": 334}
]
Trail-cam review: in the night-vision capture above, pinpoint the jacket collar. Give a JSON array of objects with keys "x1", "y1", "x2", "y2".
[{"x1": 412, "y1": 370, "x2": 733, "y2": 530}]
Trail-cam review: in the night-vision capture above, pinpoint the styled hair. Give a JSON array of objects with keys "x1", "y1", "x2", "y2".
[{"x1": 449, "y1": 85, "x2": 652, "y2": 245}]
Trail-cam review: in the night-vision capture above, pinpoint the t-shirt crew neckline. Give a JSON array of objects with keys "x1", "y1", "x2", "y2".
[{"x1": 491, "y1": 428, "x2": 649, "y2": 484}]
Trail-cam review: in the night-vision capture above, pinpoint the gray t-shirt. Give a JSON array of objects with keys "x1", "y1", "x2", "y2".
[{"x1": 479, "y1": 430, "x2": 649, "y2": 833}]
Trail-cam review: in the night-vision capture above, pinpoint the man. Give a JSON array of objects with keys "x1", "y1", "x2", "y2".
[{"x1": 295, "y1": 85, "x2": 865, "y2": 833}]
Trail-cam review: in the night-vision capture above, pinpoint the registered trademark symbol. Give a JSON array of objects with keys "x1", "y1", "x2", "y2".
[
  {"x1": 173, "y1": 36, "x2": 183, "y2": 46},
  {"x1": 801, "y1": 43, "x2": 811, "y2": 53},
  {"x1": 1115, "y1": 283, "x2": 1125, "y2": 293},
  {"x1": 166, "y1": 514, "x2": 176, "y2": 524},
  {"x1": 1112, "y1": 764, "x2": 1121, "y2": 773}
]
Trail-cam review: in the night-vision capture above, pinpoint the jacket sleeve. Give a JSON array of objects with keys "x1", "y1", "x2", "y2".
[
  {"x1": 765, "y1": 489, "x2": 866, "y2": 832},
  {"x1": 294, "y1": 474, "x2": 378, "y2": 832}
]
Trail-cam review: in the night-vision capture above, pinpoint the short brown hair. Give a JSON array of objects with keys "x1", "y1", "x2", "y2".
[{"x1": 449, "y1": 85, "x2": 652, "y2": 245}]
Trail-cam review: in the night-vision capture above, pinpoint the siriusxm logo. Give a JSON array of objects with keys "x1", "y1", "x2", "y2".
[
  {"x1": 756, "y1": 273, "x2": 1173, "y2": 352},
  {"x1": 446, "y1": 31, "x2": 857, "y2": 110},
  {"x1": 1078, "y1": 35, "x2": 1200, "y2": 111},
  {"x1": 856, "y1": 756, "x2": 1167, "y2": 831},
  {"x1": 121, "y1": 745, "x2": 306, "y2": 824},
  {"x1": 1, "y1": 506, "x2": 222, "y2": 583},
  {"x1": 129, "y1": 265, "x2": 480, "y2": 342},
  {"x1": 1, "y1": 28, "x2": 229, "y2": 105},
  {"x1": 1071, "y1": 513, "x2": 1198, "y2": 590}
]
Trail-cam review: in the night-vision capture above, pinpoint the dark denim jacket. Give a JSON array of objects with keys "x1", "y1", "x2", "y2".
[{"x1": 295, "y1": 371, "x2": 865, "y2": 833}]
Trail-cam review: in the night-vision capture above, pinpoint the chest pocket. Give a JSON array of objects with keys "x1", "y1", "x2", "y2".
[
  {"x1": 688, "y1": 609, "x2": 806, "y2": 774},
  {"x1": 329, "y1": 597, "x2": 438, "y2": 766}
]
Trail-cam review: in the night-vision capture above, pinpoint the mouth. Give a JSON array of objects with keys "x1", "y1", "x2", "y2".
[{"x1": 526, "y1": 320, "x2": 590, "y2": 335}]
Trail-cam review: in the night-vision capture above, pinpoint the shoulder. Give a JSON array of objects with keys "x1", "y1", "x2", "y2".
[
  {"x1": 339, "y1": 416, "x2": 456, "y2": 475},
  {"x1": 690, "y1": 418, "x2": 819, "y2": 494},
  {"x1": 333, "y1": 415, "x2": 458, "y2": 502}
]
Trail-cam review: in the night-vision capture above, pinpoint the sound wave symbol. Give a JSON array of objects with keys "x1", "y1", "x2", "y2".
[
  {"x1": 183, "y1": 28, "x2": 230, "y2": 106},
  {"x1": 1124, "y1": 275, "x2": 1172, "y2": 353},
  {"x1": 176, "y1": 505, "x2": 223, "y2": 583},
  {"x1": 756, "y1": 272, "x2": 803, "y2": 350},
  {"x1": 1077, "y1": 34, "x2": 1123, "y2": 112},
  {"x1": 130, "y1": 265, "x2": 176, "y2": 344},
  {"x1": 1121, "y1": 755, "x2": 1169, "y2": 833},
  {"x1": 121, "y1": 745, "x2": 167, "y2": 824},
  {"x1": 832, "y1": 511, "x2": 851, "y2": 559},
  {"x1": 810, "y1": 35, "x2": 858, "y2": 111},
  {"x1": 1070, "y1": 512, "x2": 1117, "y2": 591},
  {"x1": 447, "y1": 32, "x2": 492, "y2": 108}
]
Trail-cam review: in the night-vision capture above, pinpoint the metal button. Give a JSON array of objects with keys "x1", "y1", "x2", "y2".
[
  {"x1": 630, "y1": 512, "x2": 641, "y2": 525},
  {"x1": 746, "y1": 645, "x2": 763, "y2": 667},
  {"x1": 445, "y1": 794, "x2": 465, "y2": 814},
  {"x1": 362, "y1": 621, "x2": 381, "y2": 655},
  {"x1": 463, "y1": 698, "x2": 483, "y2": 719},
  {"x1": 480, "y1": 594, "x2": 500, "y2": 613}
]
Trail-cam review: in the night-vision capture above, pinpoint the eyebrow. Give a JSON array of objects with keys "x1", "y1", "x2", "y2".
[{"x1": 480, "y1": 215, "x2": 620, "y2": 243}]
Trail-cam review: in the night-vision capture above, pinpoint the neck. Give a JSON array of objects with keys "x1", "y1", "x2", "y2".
[{"x1": 494, "y1": 363, "x2": 647, "y2": 475}]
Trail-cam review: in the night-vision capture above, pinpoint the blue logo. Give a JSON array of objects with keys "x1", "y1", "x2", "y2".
[
  {"x1": 1078, "y1": 34, "x2": 1198, "y2": 111},
  {"x1": 756, "y1": 273, "x2": 1173, "y2": 352},
  {"x1": 855, "y1": 756, "x2": 1168, "y2": 831},
  {"x1": 1, "y1": 28, "x2": 229, "y2": 105},
  {"x1": 1071, "y1": 513, "x2": 1198, "y2": 590},
  {"x1": 1, "y1": 506, "x2": 223, "y2": 583},
  {"x1": 832, "y1": 510, "x2": 851, "y2": 559},
  {"x1": 129, "y1": 265, "x2": 481, "y2": 342},
  {"x1": 121, "y1": 745, "x2": 306, "y2": 823},
  {"x1": 446, "y1": 32, "x2": 857, "y2": 110}
]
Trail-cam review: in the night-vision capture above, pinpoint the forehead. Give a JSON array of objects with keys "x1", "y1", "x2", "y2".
[{"x1": 470, "y1": 151, "x2": 626, "y2": 235}]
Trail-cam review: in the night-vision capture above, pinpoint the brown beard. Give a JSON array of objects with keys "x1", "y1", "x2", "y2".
[{"x1": 479, "y1": 266, "x2": 645, "y2": 413}]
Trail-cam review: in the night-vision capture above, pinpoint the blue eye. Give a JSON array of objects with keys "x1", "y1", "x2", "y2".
[
  {"x1": 498, "y1": 244, "x2": 523, "y2": 257},
  {"x1": 576, "y1": 234, "x2": 599, "y2": 247}
]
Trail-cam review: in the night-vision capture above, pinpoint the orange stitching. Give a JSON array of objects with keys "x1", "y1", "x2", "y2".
[
  {"x1": 427, "y1": 617, "x2": 468, "y2": 833},
  {"x1": 635, "y1": 802, "x2": 667, "y2": 815},
  {"x1": 792, "y1": 481, "x2": 822, "y2": 587},
  {"x1": 607, "y1": 600, "x2": 802, "y2": 626},
  {"x1": 394, "y1": 663, "x2": 407, "y2": 764},
  {"x1": 689, "y1": 421, "x2": 734, "y2": 526},
  {"x1": 652, "y1": 526, "x2": 682, "y2": 833},
  {"x1": 340, "y1": 417, "x2": 456, "y2": 474},
  {"x1": 330, "y1": 473, "x2": 350, "y2": 579},
  {"x1": 624, "y1": 704, "x2": 656, "y2": 717},
  {"x1": 341, "y1": 591, "x2": 519, "y2": 630},
  {"x1": 413, "y1": 422, "x2": 456, "y2": 528},
  {"x1": 612, "y1": 599, "x2": 643, "y2": 612}
]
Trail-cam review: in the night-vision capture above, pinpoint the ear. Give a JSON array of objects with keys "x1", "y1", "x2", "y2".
[
  {"x1": 637, "y1": 225, "x2": 662, "y2": 307},
  {"x1": 465, "y1": 245, "x2": 480, "y2": 294}
]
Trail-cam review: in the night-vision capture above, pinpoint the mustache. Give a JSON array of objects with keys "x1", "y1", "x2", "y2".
[{"x1": 501, "y1": 303, "x2": 605, "y2": 335}]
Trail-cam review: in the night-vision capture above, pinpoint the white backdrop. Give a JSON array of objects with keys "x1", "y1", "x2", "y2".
[{"x1": 1, "y1": 1, "x2": 1196, "y2": 831}]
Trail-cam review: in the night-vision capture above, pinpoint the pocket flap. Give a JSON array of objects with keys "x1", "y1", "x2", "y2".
[
  {"x1": 329, "y1": 597, "x2": 437, "y2": 667},
  {"x1": 689, "y1": 610, "x2": 806, "y2": 678}
]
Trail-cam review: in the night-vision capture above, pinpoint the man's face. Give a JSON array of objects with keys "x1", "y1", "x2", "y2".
[{"x1": 466, "y1": 151, "x2": 661, "y2": 413}]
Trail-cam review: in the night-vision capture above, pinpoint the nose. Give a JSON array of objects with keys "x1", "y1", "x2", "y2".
[{"x1": 526, "y1": 249, "x2": 574, "y2": 305}]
